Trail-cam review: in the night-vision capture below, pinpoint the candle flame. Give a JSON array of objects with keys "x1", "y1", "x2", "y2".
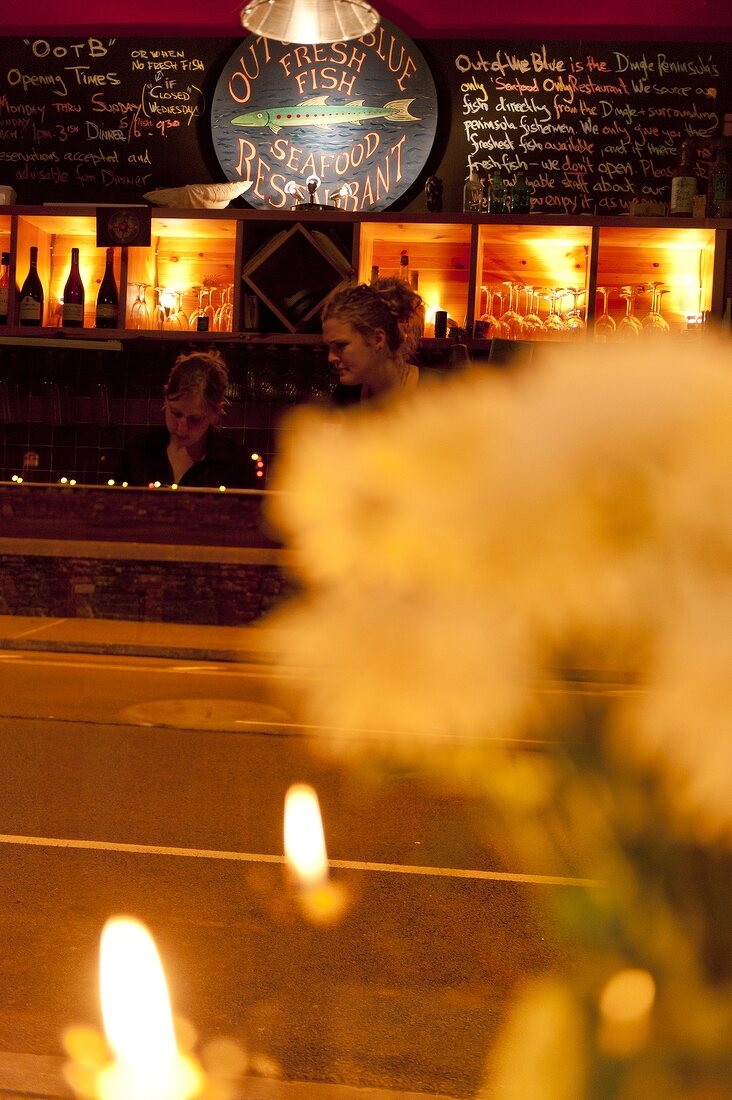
[
  {"x1": 599, "y1": 968, "x2": 656, "y2": 1023},
  {"x1": 100, "y1": 917, "x2": 178, "y2": 1072},
  {"x1": 97, "y1": 917, "x2": 203, "y2": 1100},
  {"x1": 284, "y1": 784, "x2": 328, "y2": 886}
]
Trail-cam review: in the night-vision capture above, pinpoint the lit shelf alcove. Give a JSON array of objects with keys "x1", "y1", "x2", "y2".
[{"x1": 0, "y1": 207, "x2": 728, "y2": 342}]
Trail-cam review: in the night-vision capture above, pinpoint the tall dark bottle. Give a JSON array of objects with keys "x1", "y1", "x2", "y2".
[
  {"x1": 409, "y1": 270, "x2": 424, "y2": 340},
  {"x1": 62, "y1": 247, "x2": 85, "y2": 328},
  {"x1": 18, "y1": 246, "x2": 44, "y2": 327},
  {"x1": 707, "y1": 115, "x2": 732, "y2": 217},
  {"x1": 95, "y1": 247, "x2": 119, "y2": 328},
  {"x1": 0, "y1": 252, "x2": 9, "y2": 325},
  {"x1": 669, "y1": 141, "x2": 697, "y2": 217}
]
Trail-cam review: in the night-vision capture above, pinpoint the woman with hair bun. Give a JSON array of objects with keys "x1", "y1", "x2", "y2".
[
  {"x1": 321, "y1": 276, "x2": 424, "y2": 406},
  {"x1": 115, "y1": 348, "x2": 259, "y2": 489}
]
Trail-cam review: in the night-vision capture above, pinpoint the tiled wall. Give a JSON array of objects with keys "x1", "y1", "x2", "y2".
[
  {"x1": 0, "y1": 337, "x2": 483, "y2": 486},
  {"x1": 0, "y1": 338, "x2": 337, "y2": 486}
]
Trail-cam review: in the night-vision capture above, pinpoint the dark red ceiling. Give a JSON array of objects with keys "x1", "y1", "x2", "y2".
[{"x1": 3, "y1": 0, "x2": 731, "y2": 38}]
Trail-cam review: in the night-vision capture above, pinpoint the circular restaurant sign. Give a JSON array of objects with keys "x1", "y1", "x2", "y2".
[{"x1": 210, "y1": 21, "x2": 438, "y2": 211}]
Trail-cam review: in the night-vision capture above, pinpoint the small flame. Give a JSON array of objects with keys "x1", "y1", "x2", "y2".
[
  {"x1": 597, "y1": 967, "x2": 656, "y2": 1057},
  {"x1": 97, "y1": 917, "x2": 202, "y2": 1100},
  {"x1": 100, "y1": 917, "x2": 178, "y2": 1073},
  {"x1": 283, "y1": 784, "x2": 328, "y2": 887}
]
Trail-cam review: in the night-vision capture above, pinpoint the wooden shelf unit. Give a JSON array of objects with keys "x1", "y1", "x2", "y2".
[{"x1": 0, "y1": 207, "x2": 728, "y2": 342}]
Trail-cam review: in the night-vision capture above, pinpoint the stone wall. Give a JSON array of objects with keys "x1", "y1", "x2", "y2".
[
  {"x1": 0, "y1": 483, "x2": 297, "y2": 627},
  {"x1": 0, "y1": 553, "x2": 294, "y2": 625}
]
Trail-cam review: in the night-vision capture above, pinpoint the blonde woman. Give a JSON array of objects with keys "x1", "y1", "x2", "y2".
[{"x1": 321, "y1": 276, "x2": 424, "y2": 406}]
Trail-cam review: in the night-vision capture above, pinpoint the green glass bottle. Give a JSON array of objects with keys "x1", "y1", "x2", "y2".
[
  {"x1": 488, "y1": 171, "x2": 507, "y2": 214},
  {"x1": 708, "y1": 138, "x2": 731, "y2": 218},
  {"x1": 510, "y1": 170, "x2": 531, "y2": 215}
]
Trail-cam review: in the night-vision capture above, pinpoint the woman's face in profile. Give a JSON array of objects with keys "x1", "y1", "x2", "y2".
[
  {"x1": 165, "y1": 390, "x2": 218, "y2": 449},
  {"x1": 323, "y1": 317, "x2": 383, "y2": 387}
]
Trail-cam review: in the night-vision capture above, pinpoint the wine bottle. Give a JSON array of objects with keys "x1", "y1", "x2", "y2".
[
  {"x1": 0, "y1": 251, "x2": 9, "y2": 324},
  {"x1": 62, "y1": 247, "x2": 85, "y2": 327},
  {"x1": 510, "y1": 170, "x2": 531, "y2": 214},
  {"x1": 95, "y1": 247, "x2": 119, "y2": 328},
  {"x1": 398, "y1": 249, "x2": 410, "y2": 282},
  {"x1": 488, "y1": 170, "x2": 508, "y2": 214},
  {"x1": 463, "y1": 169, "x2": 483, "y2": 212},
  {"x1": 669, "y1": 141, "x2": 697, "y2": 217},
  {"x1": 18, "y1": 246, "x2": 44, "y2": 327},
  {"x1": 409, "y1": 270, "x2": 424, "y2": 340}
]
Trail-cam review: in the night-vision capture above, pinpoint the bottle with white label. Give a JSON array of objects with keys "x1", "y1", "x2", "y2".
[{"x1": 669, "y1": 141, "x2": 697, "y2": 217}]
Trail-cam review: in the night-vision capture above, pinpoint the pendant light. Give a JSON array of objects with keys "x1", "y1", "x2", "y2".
[{"x1": 240, "y1": 0, "x2": 379, "y2": 44}]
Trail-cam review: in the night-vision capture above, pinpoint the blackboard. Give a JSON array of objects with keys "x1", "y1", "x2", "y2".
[
  {"x1": 0, "y1": 36, "x2": 239, "y2": 205},
  {"x1": 1, "y1": 34, "x2": 731, "y2": 214},
  {"x1": 422, "y1": 39, "x2": 732, "y2": 215}
]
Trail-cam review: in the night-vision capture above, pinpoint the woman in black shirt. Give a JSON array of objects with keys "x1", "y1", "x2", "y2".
[{"x1": 115, "y1": 349, "x2": 258, "y2": 489}]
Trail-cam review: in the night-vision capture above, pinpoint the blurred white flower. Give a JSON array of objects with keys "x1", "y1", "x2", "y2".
[
  {"x1": 479, "y1": 977, "x2": 588, "y2": 1100},
  {"x1": 266, "y1": 334, "x2": 732, "y2": 844}
]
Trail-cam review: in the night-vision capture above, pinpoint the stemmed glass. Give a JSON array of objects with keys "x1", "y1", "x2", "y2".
[
  {"x1": 640, "y1": 282, "x2": 671, "y2": 338},
  {"x1": 189, "y1": 286, "x2": 216, "y2": 330},
  {"x1": 563, "y1": 287, "x2": 586, "y2": 338},
  {"x1": 208, "y1": 286, "x2": 223, "y2": 330},
  {"x1": 542, "y1": 288, "x2": 566, "y2": 339},
  {"x1": 478, "y1": 285, "x2": 501, "y2": 337},
  {"x1": 188, "y1": 285, "x2": 205, "y2": 328},
  {"x1": 153, "y1": 287, "x2": 167, "y2": 330},
  {"x1": 594, "y1": 286, "x2": 616, "y2": 342},
  {"x1": 616, "y1": 286, "x2": 643, "y2": 340},
  {"x1": 499, "y1": 281, "x2": 523, "y2": 340},
  {"x1": 129, "y1": 283, "x2": 151, "y2": 330},
  {"x1": 519, "y1": 286, "x2": 545, "y2": 340},
  {"x1": 214, "y1": 285, "x2": 234, "y2": 333}
]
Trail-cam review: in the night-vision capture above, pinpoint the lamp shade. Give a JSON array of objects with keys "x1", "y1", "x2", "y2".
[{"x1": 241, "y1": 0, "x2": 379, "y2": 43}]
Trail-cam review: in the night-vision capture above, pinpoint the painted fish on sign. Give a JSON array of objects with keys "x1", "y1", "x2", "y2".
[
  {"x1": 210, "y1": 23, "x2": 438, "y2": 212},
  {"x1": 231, "y1": 95, "x2": 420, "y2": 133}
]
